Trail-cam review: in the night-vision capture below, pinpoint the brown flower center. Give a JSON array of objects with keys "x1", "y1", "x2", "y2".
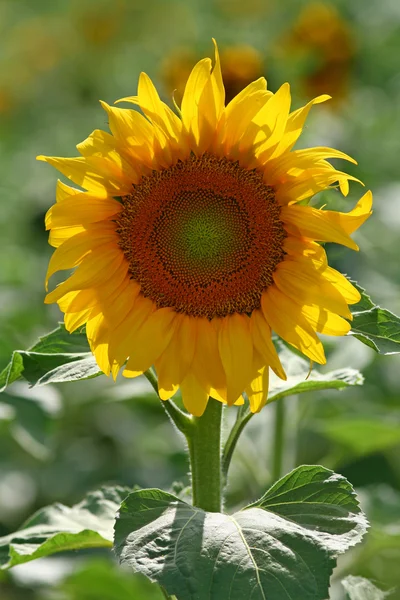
[{"x1": 116, "y1": 153, "x2": 286, "y2": 318}]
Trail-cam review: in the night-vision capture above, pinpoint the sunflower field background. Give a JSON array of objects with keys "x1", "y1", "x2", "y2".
[{"x1": 1, "y1": 0, "x2": 400, "y2": 598}]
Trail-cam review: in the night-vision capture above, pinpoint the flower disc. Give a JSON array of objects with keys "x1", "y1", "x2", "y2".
[{"x1": 116, "y1": 153, "x2": 286, "y2": 318}]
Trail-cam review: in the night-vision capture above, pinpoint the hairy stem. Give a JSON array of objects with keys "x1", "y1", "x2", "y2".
[
  {"x1": 187, "y1": 398, "x2": 223, "y2": 512},
  {"x1": 222, "y1": 405, "x2": 254, "y2": 480},
  {"x1": 272, "y1": 399, "x2": 285, "y2": 482}
]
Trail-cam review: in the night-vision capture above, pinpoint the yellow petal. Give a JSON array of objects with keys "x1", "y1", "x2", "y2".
[
  {"x1": 301, "y1": 304, "x2": 351, "y2": 336},
  {"x1": 278, "y1": 94, "x2": 331, "y2": 155},
  {"x1": 56, "y1": 179, "x2": 89, "y2": 202},
  {"x1": 210, "y1": 39, "x2": 225, "y2": 116},
  {"x1": 192, "y1": 318, "x2": 226, "y2": 400},
  {"x1": 338, "y1": 190, "x2": 373, "y2": 234},
  {"x1": 322, "y1": 266, "x2": 361, "y2": 304},
  {"x1": 222, "y1": 87, "x2": 272, "y2": 155},
  {"x1": 181, "y1": 57, "x2": 212, "y2": 145},
  {"x1": 252, "y1": 83, "x2": 292, "y2": 163},
  {"x1": 45, "y1": 194, "x2": 122, "y2": 229},
  {"x1": 58, "y1": 268, "x2": 130, "y2": 314},
  {"x1": 91, "y1": 280, "x2": 141, "y2": 373},
  {"x1": 48, "y1": 225, "x2": 86, "y2": 248},
  {"x1": 64, "y1": 307, "x2": 95, "y2": 333},
  {"x1": 245, "y1": 351, "x2": 270, "y2": 413},
  {"x1": 218, "y1": 313, "x2": 253, "y2": 405},
  {"x1": 156, "y1": 315, "x2": 197, "y2": 400},
  {"x1": 77, "y1": 129, "x2": 139, "y2": 183},
  {"x1": 136, "y1": 72, "x2": 183, "y2": 141},
  {"x1": 283, "y1": 237, "x2": 327, "y2": 264},
  {"x1": 180, "y1": 372, "x2": 209, "y2": 417},
  {"x1": 109, "y1": 294, "x2": 155, "y2": 367},
  {"x1": 225, "y1": 77, "x2": 267, "y2": 118},
  {"x1": 123, "y1": 308, "x2": 178, "y2": 375},
  {"x1": 45, "y1": 247, "x2": 124, "y2": 303},
  {"x1": 37, "y1": 155, "x2": 132, "y2": 195},
  {"x1": 276, "y1": 169, "x2": 362, "y2": 205},
  {"x1": 261, "y1": 286, "x2": 326, "y2": 364},
  {"x1": 86, "y1": 312, "x2": 113, "y2": 375},
  {"x1": 281, "y1": 202, "x2": 362, "y2": 250},
  {"x1": 266, "y1": 146, "x2": 357, "y2": 182},
  {"x1": 273, "y1": 259, "x2": 353, "y2": 319},
  {"x1": 45, "y1": 224, "x2": 118, "y2": 289},
  {"x1": 80, "y1": 284, "x2": 139, "y2": 375},
  {"x1": 250, "y1": 310, "x2": 286, "y2": 380},
  {"x1": 195, "y1": 40, "x2": 225, "y2": 152},
  {"x1": 101, "y1": 101, "x2": 156, "y2": 168}
]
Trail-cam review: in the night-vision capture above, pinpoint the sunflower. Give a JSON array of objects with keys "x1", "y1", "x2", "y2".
[{"x1": 38, "y1": 41, "x2": 372, "y2": 417}]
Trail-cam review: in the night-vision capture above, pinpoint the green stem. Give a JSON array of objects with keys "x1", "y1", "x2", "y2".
[
  {"x1": 272, "y1": 398, "x2": 285, "y2": 482},
  {"x1": 187, "y1": 398, "x2": 223, "y2": 512},
  {"x1": 222, "y1": 405, "x2": 254, "y2": 480},
  {"x1": 144, "y1": 368, "x2": 193, "y2": 436}
]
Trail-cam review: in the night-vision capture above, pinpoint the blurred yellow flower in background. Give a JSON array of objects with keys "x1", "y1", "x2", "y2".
[
  {"x1": 280, "y1": 2, "x2": 355, "y2": 104},
  {"x1": 162, "y1": 44, "x2": 264, "y2": 104},
  {"x1": 217, "y1": 0, "x2": 271, "y2": 18},
  {"x1": 38, "y1": 42, "x2": 371, "y2": 417},
  {"x1": 74, "y1": 0, "x2": 126, "y2": 47},
  {"x1": 0, "y1": 14, "x2": 65, "y2": 115},
  {"x1": 219, "y1": 45, "x2": 264, "y2": 102}
]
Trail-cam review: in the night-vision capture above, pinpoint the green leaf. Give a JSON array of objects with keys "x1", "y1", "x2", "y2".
[
  {"x1": 349, "y1": 281, "x2": 400, "y2": 354},
  {"x1": 0, "y1": 486, "x2": 130, "y2": 569},
  {"x1": 114, "y1": 466, "x2": 368, "y2": 600},
  {"x1": 23, "y1": 351, "x2": 101, "y2": 385},
  {"x1": 0, "y1": 324, "x2": 102, "y2": 391},
  {"x1": 248, "y1": 465, "x2": 367, "y2": 541},
  {"x1": 0, "y1": 352, "x2": 24, "y2": 391},
  {"x1": 30, "y1": 323, "x2": 90, "y2": 354},
  {"x1": 349, "y1": 281, "x2": 375, "y2": 311},
  {"x1": 2, "y1": 388, "x2": 58, "y2": 460},
  {"x1": 341, "y1": 575, "x2": 392, "y2": 599},
  {"x1": 268, "y1": 343, "x2": 363, "y2": 403}
]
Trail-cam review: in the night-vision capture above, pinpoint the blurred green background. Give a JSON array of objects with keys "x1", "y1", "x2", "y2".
[{"x1": 1, "y1": 0, "x2": 400, "y2": 598}]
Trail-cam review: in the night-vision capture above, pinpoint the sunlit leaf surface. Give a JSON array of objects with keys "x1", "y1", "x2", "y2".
[{"x1": 114, "y1": 466, "x2": 367, "y2": 600}]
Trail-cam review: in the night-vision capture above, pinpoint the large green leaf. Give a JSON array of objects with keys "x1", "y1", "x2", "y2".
[
  {"x1": 268, "y1": 343, "x2": 363, "y2": 403},
  {"x1": 114, "y1": 465, "x2": 367, "y2": 600},
  {"x1": 0, "y1": 324, "x2": 102, "y2": 391},
  {"x1": 0, "y1": 486, "x2": 130, "y2": 569},
  {"x1": 341, "y1": 575, "x2": 392, "y2": 599},
  {"x1": 349, "y1": 282, "x2": 400, "y2": 354}
]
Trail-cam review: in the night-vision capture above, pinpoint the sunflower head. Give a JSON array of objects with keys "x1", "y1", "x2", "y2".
[{"x1": 38, "y1": 40, "x2": 372, "y2": 417}]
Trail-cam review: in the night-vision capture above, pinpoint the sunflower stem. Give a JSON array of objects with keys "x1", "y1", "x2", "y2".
[
  {"x1": 222, "y1": 405, "x2": 254, "y2": 480},
  {"x1": 186, "y1": 398, "x2": 223, "y2": 513},
  {"x1": 143, "y1": 368, "x2": 193, "y2": 436},
  {"x1": 272, "y1": 398, "x2": 285, "y2": 482}
]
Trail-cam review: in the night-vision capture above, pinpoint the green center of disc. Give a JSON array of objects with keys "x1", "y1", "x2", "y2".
[{"x1": 181, "y1": 211, "x2": 235, "y2": 261}]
